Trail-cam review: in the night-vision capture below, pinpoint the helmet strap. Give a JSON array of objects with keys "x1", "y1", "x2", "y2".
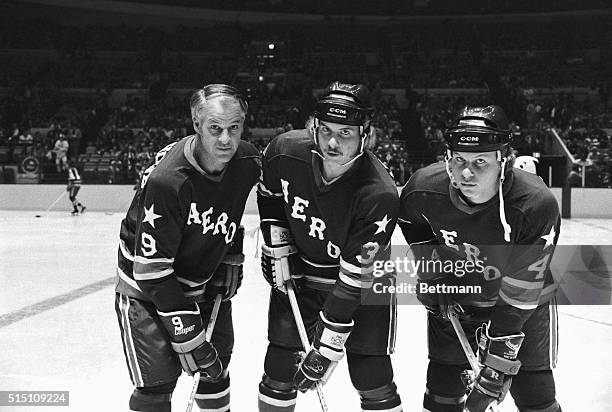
[{"x1": 498, "y1": 154, "x2": 511, "y2": 242}]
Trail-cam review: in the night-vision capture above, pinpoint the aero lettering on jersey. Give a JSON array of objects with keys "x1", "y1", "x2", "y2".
[{"x1": 186, "y1": 203, "x2": 238, "y2": 244}]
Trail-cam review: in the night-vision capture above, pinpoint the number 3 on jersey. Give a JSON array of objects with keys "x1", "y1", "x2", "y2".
[{"x1": 357, "y1": 242, "x2": 380, "y2": 265}]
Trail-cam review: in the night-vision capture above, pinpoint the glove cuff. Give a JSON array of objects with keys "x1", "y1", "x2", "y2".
[
  {"x1": 170, "y1": 329, "x2": 207, "y2": 353},
  {"x1": 317, "y1": 312, "x2": 353, "y2": 362},
  {"x1": 261, "y1": 219, "x2": 294, "y2": 246},
  {"x1": 157, "y1": 304, "x2": 204, "y2": 343},
  {"x1": 478, "y1": 322, "x2": 525, "y2": 375},
  {"x1": 262, "y1": 244, "x2": 297, "y2": 258}
]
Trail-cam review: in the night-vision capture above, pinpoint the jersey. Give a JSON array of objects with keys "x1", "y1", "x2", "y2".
[
  {"x1": 259, "y1": 129, "x2": 399, "y2": 321},
  {"x1": 116, "y1": 135, "x2": 260, "y2": 312},
  {"x1": 67, "y1": 167, "x2": 81, "y2": 186},
  {"x1": 399, "y1": 162, "x2": 561, "y2": 331}
]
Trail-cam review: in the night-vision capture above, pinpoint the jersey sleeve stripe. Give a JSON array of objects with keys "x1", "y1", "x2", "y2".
[
  {"x1": 119, "y1": 239, "x2": 134, "y2": 261},
  {"x1": 299, "y1": 255, "x2": 339, "y2": 268},
  {"x1": 184, "y1": 289, "x2": 205, "y2": 298},
  {"x1": 340, "y1": 257, "x2": 374, "y2": 275},
  {"x1": 498, "y1": 290, "x2": 539, "y2": 310},
  {"x1": 502, "y1": 277, "x2": 545, "y2": 290},
  {"x1": 133, "y1": 256, "x2": 175, "y2": 265},
  {"x1": 339, "y1": 272, "x2": 373, "y2": 289},
  {"x1": 117, "y1": 267, "x2": 143, "y2": 292},
  {"x1": 133, "y1": 267, "x2": 174, "y2": 281},
  {"x1": 176, "y1": 276, "x2": 207, "y2": 288},
  {"x1": 500, "y1": 284, "x2": 541, "y2": 304}
]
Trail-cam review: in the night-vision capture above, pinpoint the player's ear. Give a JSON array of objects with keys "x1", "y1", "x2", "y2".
[
  {"x1": 363, "y1": 123, "x2": 376, "y2": 150},
  {"x1": 193, "y1": 117, "x2": 200, "y2": 134}
]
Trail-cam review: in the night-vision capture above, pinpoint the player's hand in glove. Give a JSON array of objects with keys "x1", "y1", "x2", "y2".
[
  {"x1": 417, "y1": 279, "x2": 460, "y2": 320},
  {"x1": 260, "y1": 219, "x2": 298, "y2": 293},
  {"x1": 465, "y1": 323, "x2": 525, "y2": 412},
  {"x1": 206, "y1": 227, "x2": 245, "y2": 301},
  {"x1": 294, "y1": 312, "x2": 353, "y2": 392},
  {"x1": 158, "y1": 305, "x2": 222, "y2": 379}
]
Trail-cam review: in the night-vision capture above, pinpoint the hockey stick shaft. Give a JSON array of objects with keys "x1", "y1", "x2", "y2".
[
  {"x1": 446, "y1": 307, "x2": 481, "y2": 375},
  {"x1": 186, "y1": 294, "x2": 223, "y2": 412},
  {"x1": 286, "y1": 281, "x2": 329, "y2": 412},
  {"x1": 44, "y1": 190, "x2": 67, "y2": 212}
]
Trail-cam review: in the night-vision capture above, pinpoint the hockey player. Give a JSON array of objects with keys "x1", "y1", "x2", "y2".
[
  {"x1": 114, "y1": 84, "x2": 260, "y2": 412},
  {"x1": 257, "y1": 82, "x2": 403, "y2": 412},
  {"x1": 66, "y1": 164, "x2": 85, "y2": 215},
  {"x1": 399, "y1": 106, "x2": 562, "y2": 412}
]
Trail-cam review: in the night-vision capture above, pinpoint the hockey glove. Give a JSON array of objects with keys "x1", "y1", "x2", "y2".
[
  {"x1": 157, "y1": 305, "x2": 222, "y2": 379},
  {"x1": 418, "y1": 278, "x2": 459, "y2": 320},
  {"x1": 465, "y1": 323, "x2": 525, "y2": 412},
  {"x1": 294, "y1": 312, "x2": 353, "y2": 392},
  {"x1": 260, "y1": 219, "x2": 298, "y2": 294},
  {"x1": 206, "y1": 227, "x2": 245, "y2": 301}
]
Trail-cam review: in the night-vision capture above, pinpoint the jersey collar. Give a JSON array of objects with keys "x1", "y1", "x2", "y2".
[
  {"x1": 184, "y1": 135, "x2": 228, "y2": 182},
  {"x1": 310, "y1": 149, "x2": 362, "y2": 193}
]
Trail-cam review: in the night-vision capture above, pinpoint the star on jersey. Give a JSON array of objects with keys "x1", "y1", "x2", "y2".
[
  {"x1": 374, "y1": 214, "x2": 391, "y2": 235},
  {"x1": 143, "y1": 204, "x2": 162, "y2": 228},
  {"x1": 541, "y1": 226, "x2": 556, "y2": 249}
]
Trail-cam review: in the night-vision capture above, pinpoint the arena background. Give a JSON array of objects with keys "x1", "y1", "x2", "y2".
[{"x1": 0, "y1": 0, "x2": 611, "y2": 411}]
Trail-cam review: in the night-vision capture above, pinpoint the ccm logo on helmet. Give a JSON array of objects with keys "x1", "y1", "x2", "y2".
[
  {"x1": 328, "y1": 107, "x2": 347, "y2": 115},
  {"x1": 460, "y1": 136, "x2": 479, "y2": 142}
]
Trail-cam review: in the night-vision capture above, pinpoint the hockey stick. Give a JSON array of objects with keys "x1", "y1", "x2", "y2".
[
  {"x1": 186, "y1": 294, "x2": 223, "y2": 412},
  {"x1": 286, "y1": 281, "x2": 329, "y2": 412},
  {"x1": 36, "y1": 190, "x2": 67, "y2": 217},
  {"x1": 445, "y1": 306, "x2": 481, "y2": 375}
]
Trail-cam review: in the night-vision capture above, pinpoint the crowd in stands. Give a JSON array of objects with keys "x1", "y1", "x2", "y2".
[
  {"x1": 2, "y1": 81, "x2": 610, "y2": 187},
  {"x1": 1, "y1": 19, "x2": 610, "y2": 90},
  {"x1": 0, "y1": 15, "x2": 610, "y2": 187}
]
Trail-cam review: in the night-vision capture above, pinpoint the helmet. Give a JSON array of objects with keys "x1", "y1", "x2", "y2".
[
  {"x1": 444, "y1": 105, "x2": 512, "y2": 152},
  {"x1": 314, "y1": 82, "x2": 372, "y2": 126}
]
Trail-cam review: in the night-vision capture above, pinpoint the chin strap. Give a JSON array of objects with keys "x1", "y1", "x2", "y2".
[{"x1": 497, "y1": 153, "x2": 511, "y2": 242}]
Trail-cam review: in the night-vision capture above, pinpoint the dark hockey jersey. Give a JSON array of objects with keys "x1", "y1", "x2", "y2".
[
  {"x1": 259, "y1": 130, "x2": 399, "y2": 320},
  {"x1": 116, "y1": 135, "x2": 260, "y2": 310},
  {"x1": 399, "y1": 162, "x2": 560, "y2": 311},
  {"x1": 67, "y1": 167, "x2": 81, "y2": 186}
]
